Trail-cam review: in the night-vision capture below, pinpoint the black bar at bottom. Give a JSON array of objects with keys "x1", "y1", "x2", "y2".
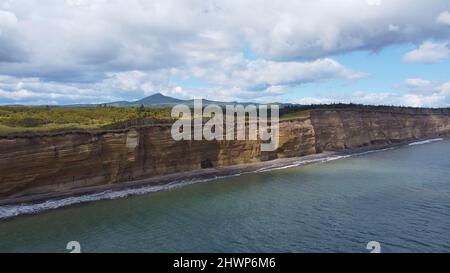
[{"x1": 0, "y1": 253, "x2": 446, "y2": 272}]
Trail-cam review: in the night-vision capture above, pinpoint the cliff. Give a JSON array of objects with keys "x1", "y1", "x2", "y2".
[
  {"x1": 310, "y1": 110, "x2": 450, "y2": 151},
  {"x1": 0, "y1": 109, "x2": 449, "y2": 202}
]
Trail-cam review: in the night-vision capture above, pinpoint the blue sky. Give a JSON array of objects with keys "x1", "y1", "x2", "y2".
[
  {"x1": 0, "y1": 0, "x2": 450, "y2": 107},
  {"x1": 283, "y1": 44, "x2": 450, "y2": 104},
  {"x1": 171, "y1": 42, "x2": 450, "y2": 106}
]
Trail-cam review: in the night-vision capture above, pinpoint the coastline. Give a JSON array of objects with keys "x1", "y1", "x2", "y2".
[{"x1": 0, "y1": 137, "x2": 445, "y2": 220}]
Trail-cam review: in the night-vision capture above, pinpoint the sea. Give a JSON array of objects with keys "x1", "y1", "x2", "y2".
[{"x1": 0, "y1": 138, "x2": 449, "y2": 253}]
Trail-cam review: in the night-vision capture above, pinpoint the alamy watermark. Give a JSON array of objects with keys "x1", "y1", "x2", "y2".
[{"x1": 170, "y1": 99, "x2": 280, "y2": 152}]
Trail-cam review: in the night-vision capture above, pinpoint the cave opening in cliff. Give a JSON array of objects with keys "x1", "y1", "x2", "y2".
[{"x1": 201, "y1": 159, "x2": 214, "y2": 169}]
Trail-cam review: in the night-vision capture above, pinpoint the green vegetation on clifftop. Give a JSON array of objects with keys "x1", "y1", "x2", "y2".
[
  {"x1": 1, "y1": 103, "x2": 449, "y2": 136},
  {"x1": 0, "y1": 106, "x2": 173, "y2": 135}
]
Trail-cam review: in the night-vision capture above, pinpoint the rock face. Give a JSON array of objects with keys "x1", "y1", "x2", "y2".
[
  {"x1": 310, "y1": 110, "x2": 450, "y2": 152},
  {"x1": 0, "y1": 109, "x2": 449, "y2": 201}
]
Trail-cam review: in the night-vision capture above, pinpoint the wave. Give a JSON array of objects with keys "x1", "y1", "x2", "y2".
[
  {"x1": 0, "y1": 174, "x2": 241, "y2": 220},
  {"x1": 255, "y1": 147, "x2": 396, "y2": 173},
  {"x1": 255, "y1": 155, "x2": 351, "y2": 173},
  {"x1": 409, "y1": 138, "x2": 443, "y2": 146}
]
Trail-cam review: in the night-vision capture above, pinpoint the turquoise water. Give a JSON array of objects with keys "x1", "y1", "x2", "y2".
[{"x1": 0, "y1": 140, "x2": 449, "y2": 253}]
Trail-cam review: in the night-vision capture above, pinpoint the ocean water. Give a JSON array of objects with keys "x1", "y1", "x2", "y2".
[{"x1": 0, "y1": 139, "x2": 449, "y2": 253}]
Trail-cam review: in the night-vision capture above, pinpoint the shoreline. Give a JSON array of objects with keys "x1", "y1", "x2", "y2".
[{"x1": 0, "y1": 137, "x2": 446, "y2": 219}]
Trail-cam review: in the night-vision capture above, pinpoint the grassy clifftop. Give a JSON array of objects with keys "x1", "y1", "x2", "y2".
[
  {"x1": 0, "y1": 106, "x2": 173, "y2": 135},
  {"x1": 1, "y1": 103, "x2": 449, "y2": 135}
]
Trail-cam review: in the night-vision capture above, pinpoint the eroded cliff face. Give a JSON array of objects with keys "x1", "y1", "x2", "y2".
[
  {"x1": 310, "y1": 110, "x2": 450, "y2": 152},
  {"x1": 0, "y1": 118, "x2": 316, "y2": 200},
  {"x1": 0, "y1": 109, "x2": 449, "y2": 201}
]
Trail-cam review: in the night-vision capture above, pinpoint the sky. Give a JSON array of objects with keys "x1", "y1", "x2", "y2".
[{"x1": 0, "y1": 0, "x2": 450, "y2": 107}]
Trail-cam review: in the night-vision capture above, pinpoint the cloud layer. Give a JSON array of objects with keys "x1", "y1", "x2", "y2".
[
  {"x1": 298, "y1": 78, "x2": 450, "y2": 107},
  {"x1": 0, "y1": 0, "x2": 450, "y2": 105}
]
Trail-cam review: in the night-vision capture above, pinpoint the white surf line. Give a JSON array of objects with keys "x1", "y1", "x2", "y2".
[
  {"x1": 0, "y1": 173, "x2": 246, "y2": 220},
  {"x1": 408, "y1": 138, "x2": 443, "y2": 146},
  {"x1": 0, "y1": 183, "x2": 173, "y2": 220},
  {"x1": 255, "y1": 155, "x2": 350, "y2": 173},
  {"x1": 255, "y1": 147, "x2": 398, "y2": 173},
  {"x1": 254, "y1": 138, "x2": 447, "y2": 174}
]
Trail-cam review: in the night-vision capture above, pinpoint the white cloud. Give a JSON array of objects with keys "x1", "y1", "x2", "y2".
[
  {"x1": 404, "y1": 78, "x2": 450, "y2": 96},
  {"x1": 193, "y1": 58, "x2": 366, "y2": 89},
  {"x1": 0, "y1": 74, "x2": 162, "y2": 105},
  {"x1": 0, "y1": 1, "x2": 450, "y2": 104},
  {"x1": 405, "y1": 78, "x2": 433, "y2": 87},
  {"x1": 297, "y1": 92, "x2": 404, "y2": 106},
  {"x1": 0, "y1": 54, "x2": 366, "y2": 104},
  {"x1": 297, "y1": 97, "x2": 334, "y2": 105},
  {"x1": 404, "y1": 78, "x2": 435, "y2": 94},
  {"x1": 235, "y1": 0, "x2": 450, "y2": 60},
  {"x1": 437, "y1": 11, "x2": 450, "y2": 26},
  {"x1": 298, "y1": 92, "x2": 447, "y2": 108},
  {"x1": 366, "y1": 0, "x2": 382, "y2": 7},
  {"x1": 1, "y1": 1, "x2": 450, "y2": 73},
  {"x1": 388, "y1": 24, "x2": 400, "y2": 32},
  {"x1": 402, "y1": 41, "x2": 450, "y2": 63},
  {"x1": 167, "y1": 56, "x2": 366, "y2": 102},
  {"x1": 0, "y1": 9, "x2": 22, "y2": 63},
  {"x1": 164, "y1": 85, "x2": 287, "y2": 103},
  {"x1": 0, "y1": 10, "x2": 17, "y2": 30},
  {"x1": 66, "y1": 0, "x2": 91, "y2": 7},
  {"x1": 296, "y1": 78, "x2": 450, "y2": 107}
]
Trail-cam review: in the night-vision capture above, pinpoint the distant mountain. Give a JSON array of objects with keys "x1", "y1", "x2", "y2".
[
  {"x1": 50, "y1": 92, "x2": 287, "y2": 108},
  {"x1": 106, "y1": 93, "x2": 184, "y2": 107},
  {"x1": 104, "y1": 93, "x2": 261, "y2": 107},
  {"x1": 136, "y1": 93, "x2": 185, "y2": 105},
  {"x1": 1, "y1": 93, "x2": 291, "y2": 108}
]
